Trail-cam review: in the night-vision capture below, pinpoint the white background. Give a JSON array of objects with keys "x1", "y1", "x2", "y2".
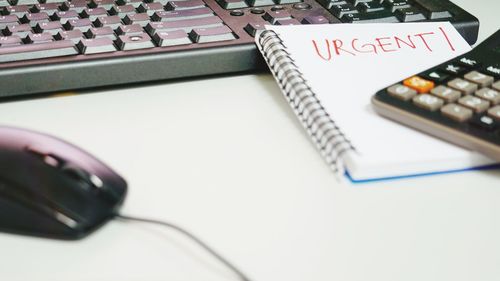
[{"x1": 0, "y1": 0, "x2": 498, "y2": 280}]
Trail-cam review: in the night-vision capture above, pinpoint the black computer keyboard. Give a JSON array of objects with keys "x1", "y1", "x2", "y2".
[{"x1": 0, "y1": 0, "x2": 478, "y2": 98}]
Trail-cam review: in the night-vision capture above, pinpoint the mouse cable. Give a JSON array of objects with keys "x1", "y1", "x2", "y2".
[{"x1": 115, "y1": 214, "x2": 252, "y2": 281}]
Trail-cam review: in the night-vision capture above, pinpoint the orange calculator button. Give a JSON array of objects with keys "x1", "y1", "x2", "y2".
[{"x1": 403, "y1": 76, "x2": 435, "y2": 93}]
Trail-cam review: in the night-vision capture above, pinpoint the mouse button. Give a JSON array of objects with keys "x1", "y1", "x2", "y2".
[
  {"x1": 25, "y1": 145, "x2": 64, "y2": 168},
  {"x1": 61, "y1": 164, "x2": 104, "y2": 191}
]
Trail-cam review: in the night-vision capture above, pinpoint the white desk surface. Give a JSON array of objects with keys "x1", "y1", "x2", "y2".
[{"x1": 0, "y1": 1, "x2": 499, "y2": 280}]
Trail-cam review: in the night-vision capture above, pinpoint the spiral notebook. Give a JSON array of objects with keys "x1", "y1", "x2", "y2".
[{"x1": 256, "y1": 23, "x2": 498, "y2": 182}]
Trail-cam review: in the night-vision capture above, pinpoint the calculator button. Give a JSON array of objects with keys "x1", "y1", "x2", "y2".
[
  {"x1": 442, "y1": 63, "x2": 466, "y2": 75},
  {"x1": 493, "y1": 81, "x2": 500, "y2": 92},
  {"x1": 457, "y1": 57, "x2": 481, "y2": 68},
  {"x1": 441, "y1": 103, "x2": 473, "y2": 122},
  {"x1": 484, "y1": 65, "x2": 500, "y2": 78},
  {"x1": 488, "y1": 106, "x2": 500, "y2": 121},
  {"x1": 458, "y1": 95, "x2": 490, "y2": 113},
  {"x1": 421, "y1": 70, "x2": 448, "y2": 83},
  {"x1": 403, "y1": 76, "x2": 434, "y2": 93},
  {"x1": 413, "y1": 93, "x2": 443, "y2": 111},
  {"x1": 448, "y1": 78, "x2": 478, "y2": 95},
  {"x1": 475, "y1": 88, "x2": 500, "y2": 105},
  {"x1": 470, "y1": 115, "x2": 497, "y2": 131},
  {"x1": 387, "y1": 84, "x2": 417, "y2": 101},
  {"x1": 464, "y1": 71, "x2": 494, "y2": 87},
  {"x1": 430, "y1": 85, "x2": 460, "y2": 103}
]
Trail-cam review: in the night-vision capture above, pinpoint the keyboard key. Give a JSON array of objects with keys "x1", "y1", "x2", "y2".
[
  {"x1": 317, "y1": 0, "x2": 346, "y2": 10},
  {"x1": 387, "y1": 84, "x2": 417, "y2": 101},
  {"x1": 330, "y1": 4, "x2": 358, "y2": 18},
  {"x1": 21, "y1": 12, "x2": 50, "y2": 27},
  {"x1": 0, "y1": 34, "x2": 21, "y2": 47},
  {"x1": 109, "y1": 4, "x2": 136, "y2": 18},
  {"x1": 189, "y1": 25, "x2": 235, "y2": 43},
  {"x1": 441, "y1": 103, "x2": 473, "y2": 122},
  {"x1": 403, "y1": 76, "x2": 434, "y2": 93},
  {"x1": 275, "y1": 0, "x2": 300, "y2": 4},
  {"x1": 166, "y1": 0, "x2": 206, "y2": 11},
  {"x1": 152, "y1": 8, "x2": 214, "y2": 22},
  {"x1": 60, "y1": 1, "x2": 88, "y2": 13},
  {"x1": 262, "y1": 10, "x2": 292, "y2": 24},
  {"x1": 0, "y1": 39, "x2": 78, "y2": 62},
  {"x1": 448, "y1": 78, "x2": 478, "y2": 95},
  {"x1": 346, "y1": 0, "x2": 370, "y2": 6},
  {"x1": 80, "y1": 8, "x2": 108, "y2": 21},
  {"x1": 383, "y1": 0, "x2": 410, "y2": 12},
  {"x1": 3, "y1": 5, "x2": 30, "y2": 17},
  {"x1": 4, "y1": 24, "x2": 32, "y2": 37},
  {"x1": 458, "y1": 95, "x2": 490, "y2": 113},
  {"x1": 301, "y1": 15, "x2": 329, "y2": 24},
  {"x1": 24, "y1": 32, "x2": 54, "y2": 44},
  {"x1": 90, "y1": 0, "x2": 115, "y2": 10},
  {"x1": 148, "y1": 16, "x2": 223, "y2": 33},
  {"x1": 44, "y1": 0, "x2": 66, "y2": 3},
  {"x1": 31, "y1": 3, "x2": 59, "y2": 14},
  {"x1": 64, "y1": 18, "x2": 93, "y2": 32},
  {"x1": 94, "y1": 15, "x2": 122, "y2": 29},
  {"x1": 123, "y1": 13, "x2": 150, "y2": 26},
  {"x1": 77, "y1": 37, "x2": 116, "y2": 54},
  {"x1": 13, "y1": 0, "x2": 38, "y2": 5},
  {"x1": 341, "y1": 10, "x2": 398, "y2": 23},
  {"x1": 116, "y1": 32, "x2": 155, "y2": 50},
  {"x1": 85, "y1": 26, "x2": 116, "y2": 40},
  {"x1": 245, "y1": 0, "x2": 274, "y2": 6},
  {"x1": 51, "y1": 10, "x2": 80, "y2": 23},
  {"x1": 116, "y1": 23, "x2": 144, "y2": 35},
  {"x1": 475, "y1": 88, "x2": 500, "y2": 105},
  {"x1": 395, "y1": 8, "x2": 426, "y2": 22},
  {"x1": 55, "y1": 29, "x2": 84, "y2": 43},
  {"x1": 137, "y1": 2, "x2": 165, "y2": 16},
  {"x1": 116, "y1": 0, "x2": 143, "y2": 8},
  {"x1": 276, "y1": 18, "x2": 301, "y2": 25},
  {"x1": 0, "y1": 15, "x2": 19, "y2": 29},
  {"x1": 217, "y1": 0, "x2": 248, "y2": 9},
  {"x1": 413, "y1": 93, "x2": 444, "y2": 111},
  {"x1": 356, "y1": 2, "x2": 384, "y2": 13},
  {"x1": 243, "y1": 21, "x2": 265, "y2": 36},
  {"x1": 430, "y1": 85, "x2": 460, "y2": 103},
  {"x1": 464, "y1": 71, "x2": 494, "y2": 87},
  {"x1": 152, "y1": 29, "x2": 191, "y2": 46},
  {"x1": 413, "y1": 0, "x2": 452, "y2": 19}
]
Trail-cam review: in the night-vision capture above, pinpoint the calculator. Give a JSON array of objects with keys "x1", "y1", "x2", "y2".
[{"x1": 372, "y1": 29, "x2": 500, "y2": 161}]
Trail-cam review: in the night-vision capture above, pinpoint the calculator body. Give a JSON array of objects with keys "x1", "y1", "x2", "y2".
[{"x1": 372, "y1": 30, "x2": 500, "y2": 161}]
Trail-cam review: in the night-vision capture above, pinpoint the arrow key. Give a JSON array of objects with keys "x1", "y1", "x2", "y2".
[{"x1": 421, "y1": 70, "x2": 448, "y2": 83}]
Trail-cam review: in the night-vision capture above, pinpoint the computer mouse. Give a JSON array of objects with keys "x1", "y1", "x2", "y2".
[{"x1": 0, "y1": 126, "x2": 127, "y2": 240}]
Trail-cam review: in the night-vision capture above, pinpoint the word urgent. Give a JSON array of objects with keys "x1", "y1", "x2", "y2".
[{"x1": 312, "y1": 26, "x2": 456, "y2": 61}]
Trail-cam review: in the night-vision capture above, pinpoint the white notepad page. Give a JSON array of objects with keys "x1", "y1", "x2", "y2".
[{"x1": 266, "y1": 23, "x2": 496, "y2": 181}]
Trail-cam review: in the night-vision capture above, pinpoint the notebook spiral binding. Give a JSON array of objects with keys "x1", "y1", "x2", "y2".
[{"x1": 257, "y1": 29, "x2": 356, "y2": 174}]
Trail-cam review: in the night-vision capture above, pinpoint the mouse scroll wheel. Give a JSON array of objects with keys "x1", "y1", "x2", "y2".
[{"x1": 61, "y1": 165, "x2": 104, "y2": 189}]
